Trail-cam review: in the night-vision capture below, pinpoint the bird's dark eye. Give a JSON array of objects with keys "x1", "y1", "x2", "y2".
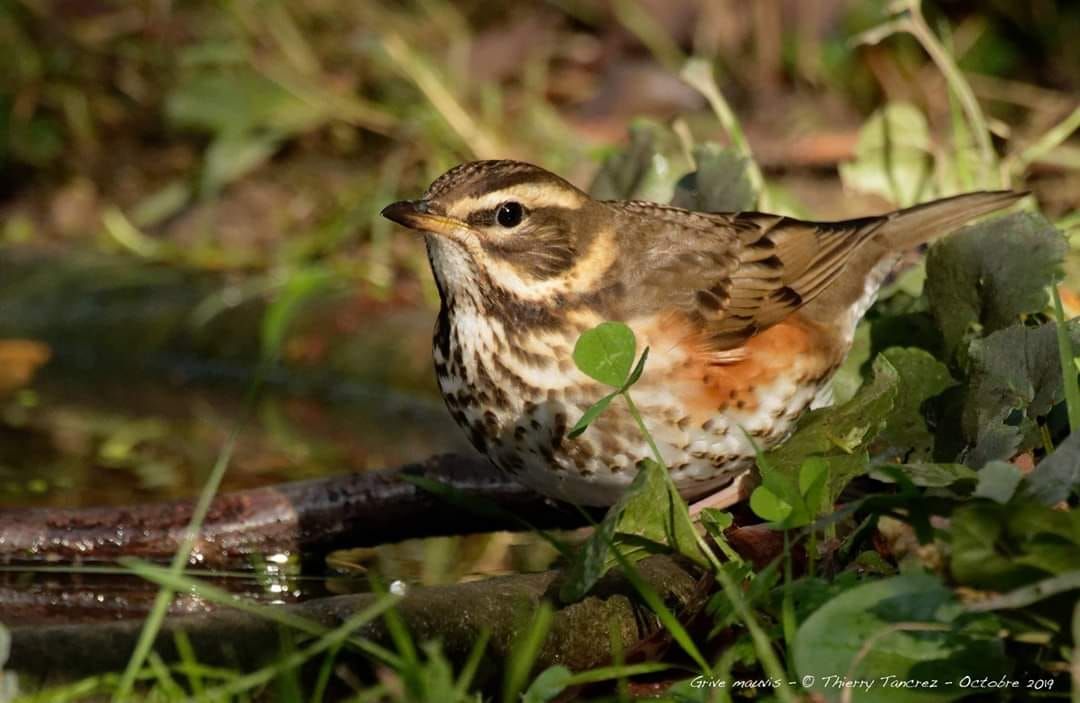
[{"x1": 496, "y1": 201, "x2": 524, "y2": 228}]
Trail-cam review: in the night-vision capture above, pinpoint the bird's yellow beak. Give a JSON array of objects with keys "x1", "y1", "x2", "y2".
[{"x1": 381, "y1": 200, "x2": 465, "y2": 237}]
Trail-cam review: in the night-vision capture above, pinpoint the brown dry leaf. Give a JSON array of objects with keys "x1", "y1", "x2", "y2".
[{"x1": 0, "y1": 340, "x2": 52, "y2": 396}]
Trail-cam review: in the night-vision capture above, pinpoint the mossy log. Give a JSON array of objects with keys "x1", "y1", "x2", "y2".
[{"x1": 8, "y1": 555, "x2": 706, "y2": 681}]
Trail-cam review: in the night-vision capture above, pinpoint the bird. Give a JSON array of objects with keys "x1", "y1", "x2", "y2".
[{"x1": 382, "y1": 160, "x2": 1020, "y2": 508}]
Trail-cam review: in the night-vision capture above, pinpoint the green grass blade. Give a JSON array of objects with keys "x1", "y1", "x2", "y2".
[
  {"x1": 112, "y1": 429, "x2": 242, "y2": 702},
  {"x1": 502, "y1": 601, "x2": 555, "y2": 703},
  {"x1": 195, "y1": 596, "x2": 399, "y2": 702},
  {"x1": 453, "y1": 628, "x2": 491, "y2": 699},
  {"x1": 124, "y1": 559, "x2": 401, "y2": 667},
  {"x1": 603, "y1": 535, "x2": 712, "y2": 675}
]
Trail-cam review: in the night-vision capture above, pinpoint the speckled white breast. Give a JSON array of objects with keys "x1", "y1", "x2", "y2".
[{"x1": 435, "y1": 305, "x2": 842, "y2": 506}]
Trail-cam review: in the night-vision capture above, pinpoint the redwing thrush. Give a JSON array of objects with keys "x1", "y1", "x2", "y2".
[{"x1": 382, "y1": 160, "x2": 1020, "y2": 507}]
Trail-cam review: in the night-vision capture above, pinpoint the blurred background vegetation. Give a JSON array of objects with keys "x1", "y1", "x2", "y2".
[{"x1": 0, "y1": 0, "x2": 1078, "y2": 581}]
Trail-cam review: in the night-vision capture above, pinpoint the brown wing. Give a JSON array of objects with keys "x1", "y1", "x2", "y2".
[{"x1": 610, "y1": 201, "x2": 886, "y2": 352}]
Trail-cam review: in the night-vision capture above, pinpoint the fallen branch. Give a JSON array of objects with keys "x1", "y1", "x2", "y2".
[{"x1": 0, "y1": 454, "x2": 600, "y2": 568}]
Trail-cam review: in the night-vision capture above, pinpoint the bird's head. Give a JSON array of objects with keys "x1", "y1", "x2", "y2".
[{"x1": 381, "y1": 160, "x2": 616, "y2": 306}]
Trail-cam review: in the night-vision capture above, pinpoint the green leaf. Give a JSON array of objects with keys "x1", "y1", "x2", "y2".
[
  {"x1": 950, "y1": 500, "x2": 1080, "y2": 590},
  {"x1": 670, "y1": 143, "x2": 755, "y2": 212},
  {"x1": 567, "y1": 392, "x2": 617, "y2": 439},
  {"x1": 699, "y1": 508, "x2": 734, "y2": 534},
  {"x1": 799, "y1": 456, "x2": 830, "y2": 516},
  {"x1": 622, "y1": 347, "x2": 650, "y2": 390},
  {"x1": 167, "y1": 69, "x2": 329, "y2": 137},
  {"x1": 870, "y1": 462, "x2": 977, "y2": 488},
  {"x1": 572, "y1": 322, "x2": 637, "y2": 387},
  {"x1": 522, "y1": 666, "x2": 572, "y2": 703},
  {"x1": 559, "y1": 507, "x2": 621, "y2": 603},
  {"x1": 878, "y1": 348, "x2": 956, "y2": 462},
  {"x1": 560, "y1": 460, "x2": 705, "y2": 602},
  {"x1": 615, "y1": 460, "x2": 705, "y2": 566},
  {"x1": 699, "y1": 509, "x2": 742, "y2": 562},
  {"x1": 749, "y1": 484, "x2": 794, "y2": 524},
  {"x1": 839, "y1": 102, "x2": 933, "y2": 207},
  {"x1": 588, "y1": 120, "x2": 693, "y2": 203},
  {"x1": 926, "y1": 213, "x2": 1067, "y2": 362},
  {"x1": 794, "y1": 572, "x2": 1008, "y2": 703},
  {"x1": 201, "y1": 131, "x2": 282, "y2": 196},
  {"x1": 962, "y1": 320, "x2": 1080, "y2": 466},
  {"x1": 761, "y1": 355, "x2": 899, "y2": 507},
  {"x1": 972, "y1": 461, "x2": 1023, "y2": 504}
]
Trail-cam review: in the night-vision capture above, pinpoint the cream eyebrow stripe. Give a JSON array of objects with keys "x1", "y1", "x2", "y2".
[
  {"x1": 447, "y1": 184, "x2": 586, "y2": 219},
  {"x1": 480, "y1": 226, "x2": 617, "y2": 300}
]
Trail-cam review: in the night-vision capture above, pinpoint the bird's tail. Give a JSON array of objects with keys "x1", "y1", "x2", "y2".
[
  {"x1": 801, "y1": 190, "x2": 1024, "y2": 330},
  {"x1": 875, "y1": 190, "x2": 1024, "y2": 252}
]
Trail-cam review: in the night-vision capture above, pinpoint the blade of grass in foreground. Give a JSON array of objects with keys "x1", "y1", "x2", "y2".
[
  {"x1": 124, "y1": 559, "x2": 402, "y2": 667},
  {"x1": 194, "y1": 595, "x2": 399, "y2": 702},
  {"x1": 113, "y1": 428, "x2": 243, "y2": 702},
  {"x1": 503, "y1": 601, "x2": 555, "y2": 703}
]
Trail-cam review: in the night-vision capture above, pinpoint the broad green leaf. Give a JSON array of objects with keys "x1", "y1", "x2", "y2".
[
  {"x1": 972, "y1": 461, "x2": 1023, "y2": 504},
  {"x1": 572, "y1": 322, "x2": 637, "y2": 387},
  {"x1": 751, "y1": 456, "x2": 831, "y2": 529},
  {"x1": 795, "y1": 572, "x2": 1008, "y2": 703},
  {"x1": 799, "y1": 457, "x2": 830, "y2": 517},
  {"x1": 567, "y1": 392, "x2": 617, "y2": 439},
  {"x1": 670, "y1": 143, "x2": 755, "y2": 212},
  {"x1": 749, "y1": 484, "x2": 793, "y2": 523},
  {"x1": 839, "y1": 102, "x2": 933, "y2": 207},
  {"x1": 560, "y1": 460, "x2": 704, "y2": 602},
  {"x1": 760, "y1": 355, "x2": 899, "y2": 508},
  {"x1": 614, "y1": 459, "x2": 705, "y2": 566},
  {"x1": 588, "y1": 120, "x2": 692, "y2": 203},
  {"x1": 878, "y1": 348, "x2": 956, "y2": 462},
  {"x1": 962, "y1": 320, "x2": 1080, "y2": 466},
  {"x1": 926, "y1": 213, "x2": 1067, "y2": 362}
]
